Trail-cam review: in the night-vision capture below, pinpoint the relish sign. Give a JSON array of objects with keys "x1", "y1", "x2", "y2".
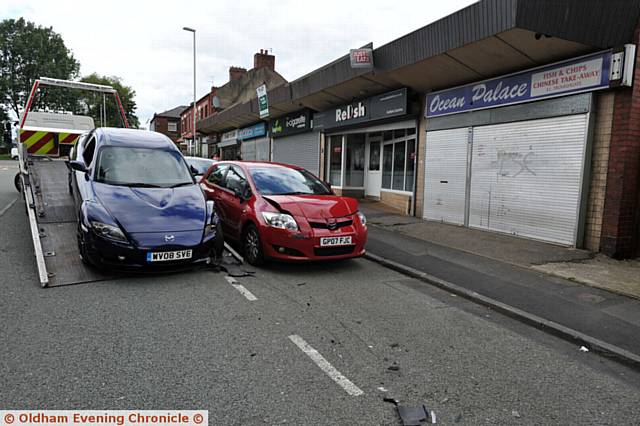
[{"x1": 426, "y1": 51, "x2": 612, "y2": 118}]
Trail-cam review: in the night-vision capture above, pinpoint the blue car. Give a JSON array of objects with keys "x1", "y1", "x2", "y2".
[{"x1": 68, "y1": 128, "x2": 224, "y2": 270}]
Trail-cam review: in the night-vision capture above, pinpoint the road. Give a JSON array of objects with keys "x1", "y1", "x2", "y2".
[{"x1": 1, "y1": 159, "x2": 640, "y2": 425}]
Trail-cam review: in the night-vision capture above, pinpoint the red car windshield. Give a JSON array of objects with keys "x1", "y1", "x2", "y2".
[{"x1": 249, "y1": 166, "x2": 331, "y2": 196}]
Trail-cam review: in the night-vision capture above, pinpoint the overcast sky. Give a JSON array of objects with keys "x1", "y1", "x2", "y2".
[{"x1": 2, "y1": 0, "x2": 477, "y2": 126}]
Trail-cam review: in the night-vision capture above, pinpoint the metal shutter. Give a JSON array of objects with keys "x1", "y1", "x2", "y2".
[
  {"x1": 423, "y1": 128, "x2": 469, "y2": 225},
  {"x1": 469, "y1": 114, "x2": 588, "y2": 245},
  {"x1": 272, "y1": 131, "x2": 320, "y2": 175},
  {"x1": 255, "y1": 137, "x2": 270, "y2": 161},
  {"x1": 241, "y1": 139, "x2": 256, "y2": 161}
]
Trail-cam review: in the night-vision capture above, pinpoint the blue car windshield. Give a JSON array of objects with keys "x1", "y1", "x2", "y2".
[
  {"x1": 249, "y1": 166, "x2": 331, "y2": 196},
  {"x1": 95, "y1": 147, "x2": 194, "y2": 187}
]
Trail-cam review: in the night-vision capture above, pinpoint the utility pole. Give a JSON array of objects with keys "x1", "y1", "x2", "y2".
[{"x1": 183, "y1": 26, "x2": 197, "y2": 156}]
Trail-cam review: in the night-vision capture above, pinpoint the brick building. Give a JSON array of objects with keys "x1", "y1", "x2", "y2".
[
  {"x1": 181, "y1": 49, "x2": 287, "y2": 159},
  {"x1": 149, "y1": 106, "x2": 187, "y2": 145}
]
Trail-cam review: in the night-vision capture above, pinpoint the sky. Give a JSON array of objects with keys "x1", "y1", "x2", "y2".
[{"x1": 2, "y1": 0, "x2": 477, "y2": 127}]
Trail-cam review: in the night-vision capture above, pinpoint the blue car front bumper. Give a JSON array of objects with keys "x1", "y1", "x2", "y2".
[{"x1": 82, "y1": 228, "x2": 221, "y2": 271}]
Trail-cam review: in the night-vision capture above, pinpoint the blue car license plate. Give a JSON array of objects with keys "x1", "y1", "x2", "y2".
[{"x1": 146, "y1": 249, "x2": 193, "y2": 262}]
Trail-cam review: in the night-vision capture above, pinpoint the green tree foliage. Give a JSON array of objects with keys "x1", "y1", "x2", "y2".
[
  {"x1": 78, "y1": 74, "x2": 140, "y2": 128},
  {"x1": 0, "y1": 18, "x2": 80, "y2": 117}
]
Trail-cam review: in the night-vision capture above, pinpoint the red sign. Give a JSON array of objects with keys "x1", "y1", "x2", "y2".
[{"x1": 350, "y1": 48, "x2": 373, "y2": 69}]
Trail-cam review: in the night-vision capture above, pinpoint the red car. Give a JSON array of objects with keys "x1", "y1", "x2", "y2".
[{"x1": 199, "y1": 161, "x2": 367, "y2": 265}]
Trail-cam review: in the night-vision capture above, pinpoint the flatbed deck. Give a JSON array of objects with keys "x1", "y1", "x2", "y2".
[{"x1": 27, "y1": 159, "x2": 113, "y2": 287}]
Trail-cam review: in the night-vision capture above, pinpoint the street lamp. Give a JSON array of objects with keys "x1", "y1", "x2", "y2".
[{"x1": 183, "y1": 26, "x2": 197, "y2": 156}]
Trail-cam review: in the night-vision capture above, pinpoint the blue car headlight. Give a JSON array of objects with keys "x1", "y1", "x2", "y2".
[{"x1": 91, "y1": 221, "x2": 127, "y2": 242}]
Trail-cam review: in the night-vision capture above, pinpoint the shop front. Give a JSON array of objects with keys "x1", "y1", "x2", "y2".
[
  {"x1": 238, "y1": 122, "x2": 269, "y2": 161},
  {"x1": 315, "y1": 88, "x2": 417, "y2": 213},
  {"x1": 422, "y1": 49, "x2": 632, "y2": 247},
  {"x1": 218, "y1": 129, "x2": 239, "y2": 160},
  {"x1": 270, "y1": 110, "x2": 320, "y2": 175}
]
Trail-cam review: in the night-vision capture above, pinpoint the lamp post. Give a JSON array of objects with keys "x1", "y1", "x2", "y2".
[{"x1": 183, "y1": 26, "x2": 197, "y2": 156}]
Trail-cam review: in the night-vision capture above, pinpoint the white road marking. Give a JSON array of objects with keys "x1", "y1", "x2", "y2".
[
  {"x1": 288, "y1": 334, "x2": 364, "y2": 397},
  {"x1": 225, "y1": 276, "x2": 257, "y2": 301},
  {"x1": 0, "y1": 198, "x2": 17, "y2": 217}
]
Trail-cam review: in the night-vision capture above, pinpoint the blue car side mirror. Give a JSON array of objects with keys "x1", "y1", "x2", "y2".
[{"x1": 69, "y1": 160, "x2": 87, "y2": 173}]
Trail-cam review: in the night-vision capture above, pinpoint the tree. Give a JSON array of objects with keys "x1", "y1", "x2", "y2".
[
  {"x1": 0, "y1": 18, "x2": 80, "y2": 118},
  {"x1": 77, "y1": 74, "x2": 140, "y2": 128}
]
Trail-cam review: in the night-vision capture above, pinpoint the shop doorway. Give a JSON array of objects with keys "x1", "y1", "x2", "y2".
[{"x1": 365, "y1": 133, "x2": 382, "y2": 198}]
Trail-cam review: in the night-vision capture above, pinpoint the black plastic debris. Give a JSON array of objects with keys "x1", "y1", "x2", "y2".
[
  {"x1": 226, "y1": 269, "x2": 255, "y2": 278},
  {"x1": 388, "y1": 365, "x2": 400, "y2": 371},
  {"x1": 383, "y1": 397, "x2": 399, "y2": 406},
  {"x1": 383, "y1": 399, "x2": 435, "y2": 425},
  {"x1": 397, "y1": 405, "x2": 434, "y2": 425}
]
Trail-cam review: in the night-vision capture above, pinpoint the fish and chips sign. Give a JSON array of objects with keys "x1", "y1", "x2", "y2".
[{"x1": 426, "y1": 51, "x2": 614, "y2": 117}]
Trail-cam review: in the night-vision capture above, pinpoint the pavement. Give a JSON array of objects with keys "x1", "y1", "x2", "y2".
[
  {"x1": 360, "y1": 201, "x2": 640, "y2": 367},
  {"x1": 3, "y1": 162, "x2": 640, "y2": 424}
]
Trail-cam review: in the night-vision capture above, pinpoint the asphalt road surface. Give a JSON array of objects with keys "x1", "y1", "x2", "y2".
[{"x1": 1, "y1": 159, "x2": 640, "y2": 425}]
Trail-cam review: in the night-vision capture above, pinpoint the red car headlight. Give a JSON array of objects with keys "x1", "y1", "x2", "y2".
[
  {"x1": 262, "y1": 212, "x2": 299, "y2": 231},
  {"x1": 357, "y1": 211, "x2": 367, "y2": 227}
]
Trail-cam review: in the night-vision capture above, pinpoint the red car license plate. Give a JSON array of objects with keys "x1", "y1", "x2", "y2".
[{"x1": 320, "y1": 236, "x2": 352, "y2": 246}]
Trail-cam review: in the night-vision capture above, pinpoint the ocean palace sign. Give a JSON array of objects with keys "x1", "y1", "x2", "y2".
[{"x1": 426, "y1": 51, "x2": 613, "y2": 118}]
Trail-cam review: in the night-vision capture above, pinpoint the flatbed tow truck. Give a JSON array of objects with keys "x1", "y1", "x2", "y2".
[{"x1": 15, "y1": 77, "x2": 242, "y2": 288}]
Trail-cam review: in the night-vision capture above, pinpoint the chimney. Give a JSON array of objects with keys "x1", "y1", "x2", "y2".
[
  {"x1": 229, "y1": 66, "x2": 247, "y2": 81},
  {"x1": 254, "y1": 49, "x2": 275, "y2": 70}
]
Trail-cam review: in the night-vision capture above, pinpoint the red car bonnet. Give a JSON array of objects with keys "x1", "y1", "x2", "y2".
[{"x1": 260, "y1": 194, "x2": 359, "y2": 220}]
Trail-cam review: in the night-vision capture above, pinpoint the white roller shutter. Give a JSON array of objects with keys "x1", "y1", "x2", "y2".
[
  {"x1": 423, "y1": 128, "x2": 469, "y2": 225},
  {"x1": 255, "y1": 137, "x2": 270, "y2": 161},
  {"x1": 241, "y1": 139, "x2": 256, "y2": 160},
  {"x1": 469, "y1": 114, "x2": 588, "y2": 245},
  {"x1": 272, "y1": 131, "x2": 320, "y2": 175}
]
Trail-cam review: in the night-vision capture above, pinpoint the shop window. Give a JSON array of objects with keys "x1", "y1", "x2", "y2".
[
  {"x1": 394, "y1": 129, "x2": 406, "y2": 139},
  {"x1": 405, "y1": 139, "x2": 416, "y2": 192},
  {"x1": 329, "y1": 136, "x2": 342, "y2": 186},
  {"x1": 392, "y1": 141, "x2": 406, "y2": 190},
  {"x1": 369, "y1": 141, "x2": 380, "y2": 171},
  {"x1": 383, "y1": 130, "x2": 393, "y2": 141},
  {"x1": 407, "y1": 128, "x2": 416, "y2": 136},
  {"x1": 381, "y1": 133, "x2": 416, "y2": 192},
  {"x1": 382, "y1": 144, "x2": 393, "y2": 189},
  {"x1": 345, "y1": 134, "x2": 365, "y2": 187}
]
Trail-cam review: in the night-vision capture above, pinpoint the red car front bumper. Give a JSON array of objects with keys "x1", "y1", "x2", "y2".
[{"x1": 259, "y1": 221, "x2": 367, "y2": 261}]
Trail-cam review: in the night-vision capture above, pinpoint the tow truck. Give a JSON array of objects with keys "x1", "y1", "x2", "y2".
[
  {"x1": 14, "y1": 77, "x2": 131, "y2": 287},
  {"x1": 15, "y1": 77, "x2": 243, "y2": 288}
]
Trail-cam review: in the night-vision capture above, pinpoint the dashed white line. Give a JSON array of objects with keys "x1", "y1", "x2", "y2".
[
  {"x1": 288, "y1": 334, "x2": 364, "y2": 397},
  {"x1": 225, "y1": 276, "x2": 257, "y2": 301},
  {"x1": 0, "y1": 198, "x2": 17, "y2": 217}
]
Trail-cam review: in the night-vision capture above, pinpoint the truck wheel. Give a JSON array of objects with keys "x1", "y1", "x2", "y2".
[
  {"x1": 14, "y1": 173, "x2": 21, "y2": 193},
  {"x1": 243, "y1": 223, "x2": 264, "y2": 266}
]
